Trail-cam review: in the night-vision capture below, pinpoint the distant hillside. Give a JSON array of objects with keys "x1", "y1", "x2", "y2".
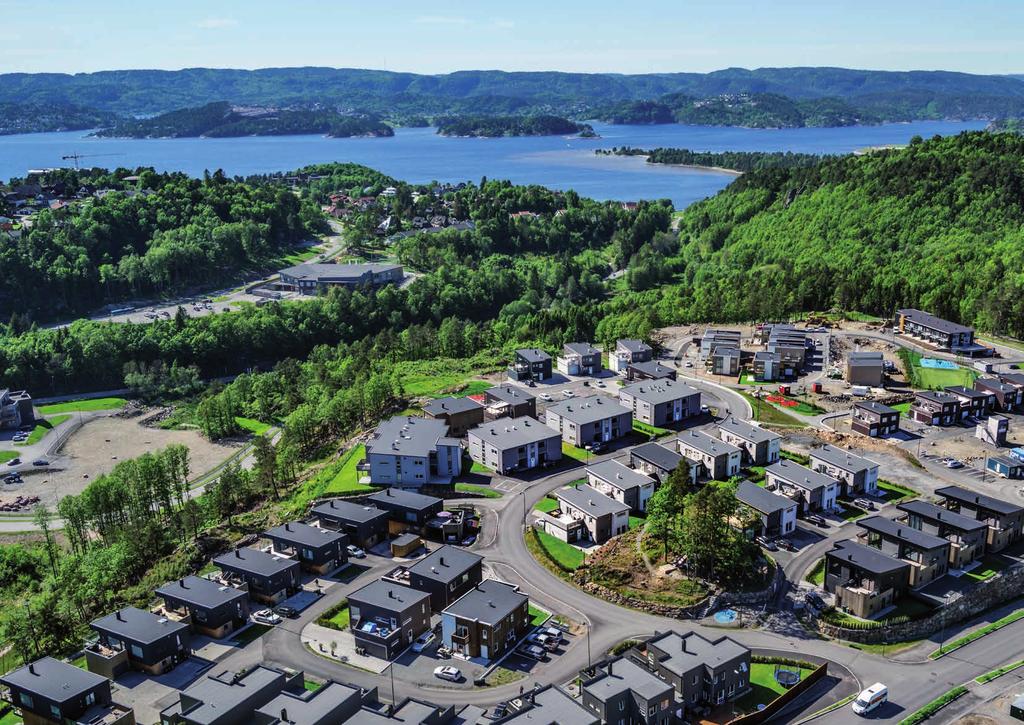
[
  {"x1": 0, "y1": 102, "x2": 118, "y2": 135},
  {"x1": 435, "y1": 115, "x2": 592, "y2": 137}
]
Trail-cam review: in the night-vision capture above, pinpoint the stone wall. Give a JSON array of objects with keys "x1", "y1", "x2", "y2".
[{"x1": 811, "y1": 567, "x2": 1024, "y2": 644}]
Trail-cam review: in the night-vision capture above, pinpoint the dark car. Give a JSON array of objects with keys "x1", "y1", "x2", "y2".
[
  {"x1": 804, "y1": 592, "x2": 827, "y2": 610},
  {"x1": 777, "y1": 539, "x2": 797, "y2": 552},
  {"x1": 274, "y1": 605, "x2": 298, "y2": 618},
  {"x1": 31, "y1": 459, "x2": 49, "y2": 467},
  {"x1": 6, "y1": 458, "x2": 20, "y2": 467},
  {"x1": 805, "y1": 514, "x2": 827, "y2": 527}
]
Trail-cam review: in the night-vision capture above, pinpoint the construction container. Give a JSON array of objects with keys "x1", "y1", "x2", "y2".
[{"x1": 812, "y1": 382, "x2": 823, "y2": 393}]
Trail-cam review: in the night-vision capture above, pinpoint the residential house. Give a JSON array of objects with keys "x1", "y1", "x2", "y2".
[
  {"x1": 487, "y1": 686, "x2": 597, "y2": 725},
  {"x1": 717, "y1": 417, "x2": 781, "y2": 466},
  {"x1": 856, "y1": 515, "x2": 950, "y2": 588},
  {"x1": 909, "y1": 390, "x2": 960, "y2": 426},
  {"x1": 735, "y1": 481, "x2": 797, "y2": 538},
  {"x1": 699, "y1": 329, "x2": 742, "y2": 360},
  {"x1": 557, "y1": 342, "x2": 603, "y2": 376},
  {"x1": 154, "y1": 576, "x2": 250, "y2": 639},
  {"x1": 896, "y1": 309, "x2": 977, "y2": 353},
  {"x1": 897, "y1": 500, "x2": 987, "y2": 569},
  {"x1": 309, "y1": 500, "x2": 389, "y2": 549},
  {"x1": 618, "y1": 379, "x2": 700, "y2": 428},
  {"x1": 405, "y1": 545, "x2": 483, "y2": 612},
  {"x1": 422, "y1": 397, "x2": 485, "y2": 437},
  {"x1": 586, "y1": 459, "x2": 656, "y2": 514},
  {"x1": 544, "y1": 396, "x2": 632, "y2": 448},
  {"x1": 88, "y1": 607, "x2": 191, "y2": 678},
  {"x1": 467, "y1": 417, "x2": 562, "y2": 475},
  {"x1": 987, "y1": 455, "x2": 1024, "y2": 479},
  {"x1": 213, "y1": 548, "x2": 301, "y2": 605},
  {"x1": 935, "y1": 486, "x2": 1024, "y2": 552},
  {"x1": 643, "y1": 631, "x2": 751, "y2": 712},
  {"x1": 344, "y1": 698, "x2": 456, "y2": 724},
  {"x1": 625, "y1": 360, "x2": 677, "y2": 381},
  {"x1": 277, "y1": 263, "x2": 403, "y2": 295},
  {"x1": 752, "y1": 351, "x2": 783, "y2": 382},
  {"x1": 253, "y1": 681, "x2": 376, "y2": 725},
  {"x1": 764, "y1": 460, "x2": 839, "y2": 514},
  {"x1": 0, "y1": 388, "x2": 34, "y2": 430},
  {"x1": 549, "y1": 483, "x2": 630, "y2": 543},
  {"x1": 441, "y1": 580, "x2": 530, "y2": 662},
  {"x1": 946, "y1": 386, "x2": 995, "y2": 419},
  {"x1": 159, "y1": 666, "x2": 300, "y2": 725},
  {"x1": 709, "y1": 346, "x2": 742, "y2": 377},
  {"x1": 765, "y1": 325, "x2": 809, "y2": 373},
  {"x1": 347, "y1": 581, "x2": 431, "y2": 660},
  {"x1": 366, "y1": 488, "x2": 444, "y2": 535},
  {"x1": 676, "y1": 430, "x2": 742, "y2": 480},
  {"x1": 998, "y1": 372, "x2": 1024, "y2": 402},
  {"x1": 507, "y1": 349, "x2": 552, "y2": 383},
  {"x1": 612, "y1": 339, "x2": 653, "y2": 373},
  {"x1": 825, "y1": 541, "x2": 911, "y2": 619},
  {"x1": 580, "y1": 656, "x2": 676, "y2": 725},
  {"x1": 363, "y1": 416, "x2": 462, "y2": 487},
  {"x1": 262, "y1": 522, "x2": 348, "y2": 574},
  {"x1": 850, "y1": 401, "x2": 900, "y2": 437},
  {"x1": 628, "y1": 442, "x2": 697, "y2": 485},
  {"x1": 0, "y1": 657, "x2": 134, "y2": 725},
  {"x1": 809, "y1": 445, "x2": 880, "y2": 497},
  {"x1": 483, "y1": 385, "x2": 537, "y2": 420},
  {"x1": 846, "y1": 351, "x2": 885, "y2": 387},
  {"x1": 975, "y1": 378, "x2": 1023, "y2": 412}
]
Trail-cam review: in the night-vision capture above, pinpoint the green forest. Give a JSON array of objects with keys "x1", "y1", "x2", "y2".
[
  {"x1": 597, "y1": 147, "x2": 824, "y2": 172},
  {"x1": 0, "y1": 102, "x2": 118, "y2": 135},
  {"x1": 435, "y1": 115, "x2": 593, "y2": 137}
]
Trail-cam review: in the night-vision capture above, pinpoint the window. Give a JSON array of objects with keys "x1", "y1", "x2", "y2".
[
  {"x1": 85, "y1": 692, "x2": 96, "y2": 706},
  {"x1": 18, "y1": 693, "x2": 32, "y2": 709},
  {"x1": 51, "y1": 704, "x2": 61, "y2": 718},
  {"x1": 648, "y1": 705, "x2": 656, "y2": 716},
  {"x1": 130, "y1": 644, "x2": 144, "y2": 659},
  {"x1": 619, "y1": 702, "x2": 625, "y2": 711}
]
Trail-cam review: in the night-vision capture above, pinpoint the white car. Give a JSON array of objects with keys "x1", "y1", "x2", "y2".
[
  {"x1": 539, "y1": 393, "x2": 553, "y2": 401},
  {"x1": 252, "y1": 609, "x2": 282, "y2": 625},
  {"x1": 562, "y1": 389, "x2": 575, "y2": 398},
  {"x1": 347, "y1": 544, "x2": 366, "y2": 558},
  {"x1": 412, "y1": 631, "x2": 436, "y2": 652},
  {"x1": 433, "y1": 665, "x2": 462, "y2": 682}
]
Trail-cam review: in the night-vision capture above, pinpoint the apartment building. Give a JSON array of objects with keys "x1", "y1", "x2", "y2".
[{"x1": 676, "y1": 430, "x2": 742, "y2": 481}]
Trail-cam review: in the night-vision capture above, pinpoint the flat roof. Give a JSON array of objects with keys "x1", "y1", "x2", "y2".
[
  {"x1": 214, "y1": 547, "x2": 300, "y2": 577},
  {"x1": 718, "y1": 417, "x2": 780, "y2": 445},
  {"x1": 858, "y1": 515, "x2": 950, "y2": 551},
  {"x1": 713, "y1": 346, "x2": 741, "y2": 357},
  {"x1": 156, "y1": 576, "x2": 248, "y2": 609},
  {"x1": 827, "y1": 540, "x2": 911, "y2": 575},
  {"x1": 647, "y1": 631, "x2": 748, "y2": 677},
  {"x1": 312, "y1": 499, "x2": 389, "y2": 524},
  {"x1": 619, "y1": 379, "x2": 699, "y2": 406},
  {"x1": 848, "y1": 351, "x2": 883, "y2": 363},
  {"x1": 586, "y1": 459, "x2": 654, "y2": 492},
  {"x1": 255, "y1": 681, "x2": 365, "y2": 725},
  {"x1": 443, "y1": 579, "x2": 526, "y2": 626},
  {"x1": 915, "y1": 390, "x2": 959, "y2": 404},
  {"x1": 545, "y1": 396, "x2": 631, "y2": 425},
  {"x1": 945, "y1": 386, "x2": 989, "y2": 399},
  {"x1": 585, "y1": 657, "x2": 672, "y2": 703},
  {"x1": 555, "y1": 483, "x2": 630, "y2": 518},
  {"x1": 617, "y1": 339, "x2": 652, "y2": 354},
  {"x1": 854, "y1": 401, "x2": 898, "y2": 415},
  {"x1": 991, "y1": 455, "x2": 1024, "y2": 469},
  {"x1": 736, "y1": 480, "x2": 796, "y2": 515},
  {"x1": 91, "y1": 606, "x2": 190, "y2": 644},
  {"x1": 977, "y1": 377, "x2": 1017, "y2": 393},
  {"x1": 563, "y1": 342, "x2": 599, "y2": 356},
  {"x1": 630, "y1": 442, "x2": 684, "y2": 471},
  {"x1": 485, "y1": 385, "x2": 536, "y2": 405},
  {"x1": 627, "y1": 360, "x2": 675, "y2": 377},
  {"x1": 497, "y1": 686, "x2": 597, "y2": 725},
  {"x1": 936, "y1": 485, "x2": 1024, "y2": 515},
  {"x1": 280, "y1": 262, "x2": 400, "y2": 282},
  {"x1": 516, "y1": 348, "x2": 551, "y2": 363},
  {"x1": 677, "y1": 429, "x2": 741, "y2": 458},
  {"x1": 468, "y1": 416, "x2": 559, "y2": 449},
  {"x1": 0, "y1": 657, "x2": 107, "y2": 701},
  {"x1": 810, "y1": 445, "x2": 878, "y2": 474},
  {"x1": 345, "y1": 699, "x2": 445, "y2": 725},
  {"x1": 897, "y1": 500, "x2": 987, "y2": 532},
  {"x1": 264, "y1": 521, "x2": 346, "y2": 548},
  {"x1": 164, "y1": 666, "x2": 285, "y2": 725},
  {"x1": 366, "y1": 416, "x2": 452, "y2": 459},
  {"x1": 765, "y1": 459, "x2": 837, "y2": 491},
  {"x1": 348, "y1": 580, "x2": 430, "y2": 611},
  {"x1": 408, "y1": 545, "x2": 482, "y2": 584},
  {"x1": 422, "y1": 396, "x2": 484, "y2": 416},
  {"x1": 898, "y1": 308, "x2": 973, "y2": 335},
  {"x1": 367, "y1": 487, "x2": 442, "y2": 512}
]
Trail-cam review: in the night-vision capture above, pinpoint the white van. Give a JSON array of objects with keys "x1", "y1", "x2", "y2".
[{"x1": 851, "y1": 683, "x2": 888, "y2": 715}]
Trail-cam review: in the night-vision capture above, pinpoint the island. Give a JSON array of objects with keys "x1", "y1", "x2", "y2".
[
  {"x1": 596, "y1": 146, "x2": 824, "y2": 173},
  {"x1": 434, "y1": 114, "x2": 595, "y2": 138},
  {"x1": 0, "y1": 102, "x2": 118, "y2": 136}
]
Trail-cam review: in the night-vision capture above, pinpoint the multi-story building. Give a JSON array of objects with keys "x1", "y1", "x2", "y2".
[
  {"x1": 254, "y1": 680, "x2": 376, "y2": 725},
  {"x1": 366, "y1": 488, "x2": 444, "y2": 535},
  {"x1": 896, "y1": 500, "x2": 987, "y2": 569},
  {"x1": 441, "y1": 580, "x2": 530, "y2": 662},
  {"x1": 88, "y1": 607, "x2": 191, "y2": 678},
  {"x1": 363, "y1": 416, "x2": 462, "y2": 487},
  {"x1": 936, "y1": 486, "x2": 1024, "y2": 552},
  {"x1": 0, "y1": 388, "x2": 34, "y2": 430},
  {"x1": 550, "y1": 483, "x2": 630, "y2": 543},
  {"x1": 618, "y1": 379, "x2": 700, "y2": 427},
  {"x1": 612, "y1": 339, "x2": 654, "y2": 373},
  {"x1": 277, "y1": 262, "x2": 403, "y2": 294},
  {"x1": 483, "y1": 385, "x2": 537, "y2": 419},
  {"x1": 628, "y1": 442, "x2": 697, "y2": 485},
  {"x1": 507, "y1": 349, "x2": 553, "y2": 383},
  {"x1": 764, "y1": 460, "x2": 839, "y2": 514},
  {"x1": 160, "y1": 665, "x2": 301, "y2": 725},
  {"x1": 467, "y1": 417, "x2": 562, "y2": 475},
  {"x1": 262, "y1": 521, "x2": 348, "y2": 574},
  {"x1": 975, "y1": 377, "x2": 1023, "y2": 412},
  {"x1": 945, "y1": 385, "x2": 994, "y2": 419},
  {"x1": 154, "y1": 576, "x2": 250, "y2": 640},
  {"x1": 310, "y1": 500, "x2": 389, "y2": 549},
  {"x1": 544, "y1": 396, "x2": 632, "y2": 448},
  {"x1": 557, "y1": 342, "x2": 603, "y2": 376},
  {"x1": 825, "y1": 540, "x2": 911, "y2": 619},
  {"x1": 735, "y1": 480, "x2": 797, "y2": 538},
  {"x1": 752, "y1": 351, "x2": 783, "y2": 382},
  {"x1": 809, "y1": 445, "x2": 879, "y2": 497},
  {"x1": 851, "y1": 401, "x2": 901, "y2": 437},
  {"x1": 625, "y1": 360, "x2": 677, "y2": 382},
  {"x1": 909, "y1": 390, "x2": 960, "y2": 426},
  {"x1": 699, "y1": 329, "x2": 742, "y2": 360},
  {"x1": 717, "y1": 417, "x2": 781, "y2": 466},
  {"x1": 709, "y1": 346, "x2": 742, "y2": 376},
  {"x1": 643, "y1": 631, "x2": 751, "y2": 712},
  {"x1": 676, "y1": 430, "x2": 742, "y2": 481},
  {"x1": 405, "y1": 545, "x2": 483, "y2": 612},
  {"x1": 580, "y1": 657, "x2": 676, "y2": 725},
  {"x1": 896, "y1": 309, "x2": 976, "y2": 352},
  {"x1": 213, "y1": 548, "x2": 301, "y2": 605},
  {"x1": 856, "y1": 515, "x2": 950, "y2": 588},
  {"x1": 586, "y1": 459, "x2": 656, "y2": 514},
  {"x1": 488, "y1": 686, "x2": 597, "y2": 724},
  {"x1": 422, "y1": 397, "x2": 485, "y2": 437},
  {"x1": 846, "y1": 351, "x2": 885, "y2": 387},
  {"x1": 1, "y1": 657, "x2": 134, "y2": 725},
  {"x1": 347, "y1": 580, "x2": 431, "y2": 660}
]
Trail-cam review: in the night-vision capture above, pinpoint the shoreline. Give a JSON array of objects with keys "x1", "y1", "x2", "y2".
[{"x1": 601, "y1": 152, "x2": 744, "y2": 176}]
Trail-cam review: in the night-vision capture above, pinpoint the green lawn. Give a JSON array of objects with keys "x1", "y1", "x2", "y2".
[
  {"x1": 534, "y1": 497, "x2": 559, "y2": 513},
  {"x1": 734, "y1": 662, "x2": 815, "y2": 714},
  {"x1": 18, "y1": 414, "x2": 71, "y2": 446},
  {"x1": 806, "y1": 558, "x2": 826, "y2": 586},
  {"x1": 454, "y1": 482, "x2": 502, "y2": 498},
  {"x1": 877, "y1": 480, "x2": 919, "y2": 503},
  {"x1": 318, "y1": 602, "x2": 351, "y2": 631},
  {"x1": 632, "y1": 420, "x2": 672, "y2": 438},
  {"x1": 891, "y1": 401, "x2": 912, "y2": 414},
  {"x1": 561, "y1": 442, "x2": 590, "y2": 462},
  {"x1": 533, "y1": 528, "x2": 585, "y2": 571},
  {"x1": 304, "y1": 679, "x2": 322, "y2": 692},
  {"x1": 528, "y1": 604, "x2": 549, "y2": 626},
  {"x1": 393, "y1": 359, "x2": 495, "y2": 398},
  {"x1": 0, "y1": 708, "x2": 21, "y2": 725},
  {"x1": 900, "y1": 350, "x2": 978, "y2": 390},
  {"x1": 470, "y1": 461, "x2": 493, "y2": 473},
  {"x1": 0, "y1": 451, "x2": 18, "y2": 464},
  {"x1": 231, "y1": 624, "x2": 272, "y2": 646},
  {"x1": 234, "y1": 416, "x2": 272, "y2": 435},
  {"x1": 322, "y1": 444, "x2": 375, "y2": 495},
  {"x1": 628, "y1": 515, "x2": 647, "y2": 530},
  {"x1": 963, "y1": 554, "x2": 1010, "y2": 582},
  {"x1": 837, "y1": 501, "x2": 868, "y2": 522},
  {"x1": 742, "y1": 393, "x2": 805, "y2": 427},
  {"x1": 274, "y1": 245, "x2": 321, "y2": 267},
  {"x1": 37, "y1": 397, "x2": 126, "y2": 415}
]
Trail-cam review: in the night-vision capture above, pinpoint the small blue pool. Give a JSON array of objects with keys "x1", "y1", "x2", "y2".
[
  {"x1": 713, "y1": 609, "x2": 738, "y2": 624},
  {"x1": 920, "y1": 358, "x2": 958, "y2": 370}
]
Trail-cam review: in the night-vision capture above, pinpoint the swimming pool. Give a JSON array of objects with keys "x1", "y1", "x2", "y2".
[{"x1": 920, "y1": 358, "x2": 958, "y2": 370}]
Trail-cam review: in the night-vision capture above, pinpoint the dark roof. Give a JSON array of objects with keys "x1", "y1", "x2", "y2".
[
  {"x1": 586, "y1": 459, "x2": 654, "y2": 492},
  {"x1": 713, "y1": 346, "x2": 741, "y2": 357},
  {"x1": 312, "y1": 499, "x2": 389, "y2": 524},
  {"x1": 516, "y1": 348, "x2": 551, "y2": 363},
  {"x1": 857, "y1": 515, "x2": 950, "y2": 551},
  {"x1": 545, "y1": 396, "x2": 631, "y2": 425},
  {"x1": 915, "y1": 390, "x2": 959, "y2": 405},
  {"x1": 627, "y1": 360, "x2": 675, "y2": 378},
  {"x1": 422, "y1": 396, "x2": 484, "y2": 416},
  {"x1": 279, "y1": 262, "x2": 400, "y2": 282},
  {"x1": 563, "y1": 342, "x2": 599, "y2": 356},
  {"x1": 91, "y1": 606, "x2": 190, "y2": 644},
  {"x1": 485, "y1": 385, "x2": 536, "y2": 405},
  {"x1": 810, "y1": 445, "x2": 878, "y2": 474},
  {"x1": 391, "y1": 532, "x2": 421, "y2": 547},
  {"x1": 348, "y1": 580, "x2": 430, "y2": 611},
  {"x1": 677, "y1": 430, "x2": 741, "y2": 458},
  {"x1": 0, "y1": 657, "x2": 107, "y2": 701},
  {"x1": 255, "y1": 681, "x2": 365, "y2": 725},
  {"x1": 854, "y1": 401, "x2": 898, "y2": 415},
  {"x1": 898, "y1": 308, "x2": 973, "y2": 335},
  {"x1": 827, "y1": 540, "x2": 911, "y2": 575},
  {"x1": 163, "y1": 666, "x2": 286, "y2": 725},
  {"x1": 264, "y1": 521, "x2": 346, "y2": 548},
  {"x1": 346, "y1": 698, "x2": 446, "y2": 725},
  {"x1": 630, "y1": 442, "x2": 683, "y2": 471},
  {"x1": 408, "y1": 545, "x2": 482, "y2": 584},
  {"x1": 442, "y1": 579, "x2": 526, "y2": 626},
  {"x1": 584, "y1": 657, "x2": 672, "y2": 703},
  {"x1": 617, "y1": 339, "x2": 652, "y2": 354},
  {"x1": 214, "y1": 547, "x2": 300, "y2": 577},
  {"x1": 976, "y1": 377, "x2": 1017, "y2": 394},
  {"x1": 156, "y1": 576, "x2": 248, "y2": 609},
  {"x1": 497, "y1": 686, "x2": 597, "y2": 725},
  {"x1": 936, "y1": 485, "x2": 1024, "y2": 516},
  {"x1": 367, "y1": 488, "x2": 442, "y2": 512},
  {"x1": 945, "y1": 385, "x2": 988, "y2": 399},
  {"x1": 619, "y1": 379, "x2": 699, "y2": 405},
  {"x1": 897, "y1": 500, "x2": 987, "y2": 532},
  {"x1": 999, "y1": 373, "x2": 1024, "y2": 387},
  {"x1": 647, "y1": 631, "x2": 748, "y2": 677},
  {"x1": 736, "y1": 480, "x2": 796, "y2": 515},
  {"x1": 990, "y1": 455, "x2": 1024, "y2": 470},
  {"x1": 555, "y1": 483, "x2": 629, "y2": 518}
]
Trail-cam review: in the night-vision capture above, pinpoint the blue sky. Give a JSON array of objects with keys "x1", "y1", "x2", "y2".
[{"x1": 3, "y1": 0, "x2": 1022, "y2": 75}]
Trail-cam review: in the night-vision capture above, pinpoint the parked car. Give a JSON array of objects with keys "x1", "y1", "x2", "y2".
[
  {"x1": 946, "y1": 459, "x2": 964, "y2": 469},
  {"x1": 700, "y1": 405, "x2": 710, "y2": 413},
  {"x1": 756, "y1": 536, "x2": 778, "y2": 551},
  {"x1": 31, "y1": 459, "x2": 49, "y2": 467},
  {"x1": 805, "y1": 514, "x2": 827, "y2": 527},
  {"x1": 274, "y1": 605, "x2": 298, "y2": 618},
  {"x1": 252, "y1": 609, "x2": 282, "y2": 625},
  {"x1": 347, "y1": 545, "x2": 366, "y2": 558},
  {"x1": 539, "y1": 393, "x2": 553, "y2": 402},
  {"x1": 433, "y1": 665, "x2": 462, "y2": 682},
  {"x1": 6, "y1": 458, "x2": 19, "y2": 467},
  {"x1": 527, "y1": 633, "x2": 559, "y2": 651},
  {"x1": 516, "y1": 644, "x2": 547, "y2": 661},
  {"x1": 854, "y1": 498, "x2": 876, "y2": 510},
  {"x1": 595, "y1": 381, "x2": 606, "y2": 388},
  {"x1": 562, "y1": 389, "x2": 575, "y2": 398},
  {"x1": 588, "y1": 441, "x2": 607, "y2": 453},
  {"x1": 537, "y1": 626, "x2": 563, "y2": 643},
  {"x1": 412, "y1": 631, "x2": 436, "y2": 653},
  {"x1": 804, "y1": 592, "x2": 827, "y2": 610},
  {"x1": 777, "y1": 539, "x2": 797, "y2": 552}
]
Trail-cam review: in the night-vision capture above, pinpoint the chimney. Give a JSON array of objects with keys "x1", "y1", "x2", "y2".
[
  {"x1": 440, "y1": 556, "x2": 446, "y2": 566},
  {"x1": 235, "y1": 549, "x2": 242, "y2": 558},
  {"x1": 116, "y1": 610, "x2": 124, "y2": 621},
  {"x1": 180, "y1": 578, "x2": 187, "y2": 588},
  {"x1": 488, "y1": 600, "x2": 495, "y2": 607},
  {"x1": 387, "y1": 489, "x2": 393, "y2": 497},
  {"x1": 388, "y1": 590, "x2": 395, "y2": 599},
  {"x1": 285, "y1": 522, "x2": 292, "y2": 531},
  {"x1": 28, "y1": 663, "x2": 35, "y2": 675},
  {"x1": 281, "y1": 709, "x2": 288, "y2": 723},
  {"x1": 330, "y1": 500, "x2": 337, "y2": 508}
]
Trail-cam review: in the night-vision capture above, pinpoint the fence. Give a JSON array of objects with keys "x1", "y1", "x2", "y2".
[{"x1": 726, "y1": 663, "x2": 828, "y2": 725}]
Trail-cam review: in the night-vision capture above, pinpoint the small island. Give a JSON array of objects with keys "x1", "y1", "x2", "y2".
[
  {"x1": 596, "y1": 146, "x2": 824, "y2": 173},
  {"x1": 435, "y1": 114, "x2": 595, "y2": 138},
  {"x1": 93, "y1": 101, "x2": 395, "y2": 139},
  {"x1": 0, "y1": 102, "x2": 118, "y2": 136}
]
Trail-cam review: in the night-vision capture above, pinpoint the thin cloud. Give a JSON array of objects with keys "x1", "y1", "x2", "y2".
[
  {"x1": 414, "y1": 15, "x2": 470, "y2": 26},
  {"x1": 196, "y1": 17, "x2": 238, "y2": 30},
  {"x1": 492, "y1": 18, "x2": 516, "y2": 29}
]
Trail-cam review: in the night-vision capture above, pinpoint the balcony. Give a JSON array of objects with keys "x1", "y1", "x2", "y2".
[
  {"x1": 450, "y1": 629, "x2": 471, "y2": 644},
  {"x1": 352, "y1": 618, "x2": 401, "y2": 643},
  {"x1": 151, "y1": 605, "x2": 191, "y2": 625},
  {"x1": 356, "y1": 459, "x2": 371, "y2": 472}
]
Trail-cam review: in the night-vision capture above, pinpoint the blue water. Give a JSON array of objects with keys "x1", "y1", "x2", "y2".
[
  {"x1": 0, "y1": 120, "x2": 986, "y2": 208},
  {"x1": 713, "y1": 608, "x2": 738, "y2": 624},
  {"x1": 920, "y1": 358, "x2": 959, "y2": 369}
]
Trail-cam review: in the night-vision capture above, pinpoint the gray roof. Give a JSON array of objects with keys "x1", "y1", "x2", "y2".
[
  {"x1": 214, "y1": 547, "x2": 300, "y2": 578},
  {"x1": 810, "y1": 445, "x2": 878, "y2": 474},
  {"x1": 468, "y1": 417, "x2": 559, "y2": 449},
  {"x1": 368, "y1": 487, "x2": 442, "y2": 512},
  {"x1": 765, "y1": 459, "x2": 837, "y2": 492},
  {"x1": 408, "y1": 545, "x2": 482, "y2": 584},
  {"x1": 630, "y1": 442, "x2": 683, "y2": 471},
  {"x1": 497, "y1": 686, "x2": 597, "y2": 725},
  {"x1": 718, "y1": 417, "x2": 781, "y2": 445},
  {"x1": 627, "y1": 360, "x2": 675, "y2": 378},
  {"x1": 847, "y1": 351, "x2": 883, "y2": 365},
  {"x1": 585, "y1": 657, "x2": 672, "y2": 703},
  {"x1": 858, "y1": 515, "x2": 951, "y2": 551},
  {"x1": 619, "y1": 379, "x2": 699, "y2": 406},
  {"x1": 554, "y1": 483, "x2": 629, "y2": 518},
  {"x1": 563, "y1": 342, "x2": 599, "y2": 356},
  {"x1": 713, "y1": 346, "x2": 741, "y2": 357},
  {"x1": 0, "y1": 657, "x2": 107, "y2": 701},
  {"x1": 897, "y1": 500, "x2": 987, "y2": 532},
  {"x1": 677, "y1": 429, "x2": 741, "y2": 459},
  {"x1": 936, "y1": 485, "x2": 1024, "y2": 515},
  {"x1": 91, "y1": 606, "x2": 190, "y2": 645},
  {"x1": 703, "y1": 328, "x2": 742, "y2": 340},
  {"x1": 976, "y1": 377, "x2": 1017, "y2": 394},
  {"x1": 391, "y1": 532, "x2": 421, "y2": 547},
  {"x1": 617, "y1": 339, "x2": 652, "y2": 354},
  {"x1": 647, "y1": 631, "x2": 748, "y2": 677},
  {"x1": 423, "y1": 396, "x2": 484, "y2": 416},
  {"x1": 898, "y1": 308, "x2": 973, "y2": 335},
  {"x1": 165, "y1": 667, "x2": 285, "y2": 725},
  {"x1": 344, "y1": 699, "x2": 443, "y2": 725},
  {"x1": 827, "y1": 540, "x2": 911, "y2": 575},
  {"x1": 366, "y1": 416, "x2": 454, "y2": 459},
  {"x1": 156, "y1": 576, "x2": 248, "y2": 609},
  {"x1": 999, "y1": 373, "x2": 1024, "y2": 387},
  {"x1": 312, "y1": 499, "x2": 388, "y2": 524},
  {"x1": 348, "y1": 580, "x2": 430, "y2": 611},
  {"x1": 280, "y1": 262, "x2": 401, "y2": 282},
  {"x1": 443, "y1": 579, "x2": 526, "y2": 626},
  {"x1": 991, "y1": 455, "x2": 1024, "y2": 469},
  {"x1": 945, "y1": 386, "x2": 989, "y2": 399},
  {"x1": 586, "y1": 459, "x2": 654, "y2": 492},
  {"x1": 255, "y1": 681, "x2": 365, "y2": 725},
  {"x1": 545, "y1": 396, "x2": 631, "y2": 425},
  {"x1": 736, "y1": 480, "x2": 796, "y2": 515},
  {"x1": 516, "y1": 348, "x2": 551, "y2": 363},
  {"x1": 485, "y1": 385, "x2": 536, "y2": 405},
  {"x1": 854, "y1": 401, "x2": 898, "y2": 415},
  {"x1": 915, "y1": 390, "x2": 959, "y2": 405},
  {"x1": 754, "y1": 351, "x2": 780, "y2": 361},
  {"x1": 264, "y1": 521, "x2": 346, "y2": 549}
]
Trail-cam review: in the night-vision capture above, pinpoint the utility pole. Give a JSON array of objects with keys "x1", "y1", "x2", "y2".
[
  {"x1": 389, "y1": 662, "x2": 396, "y2": 706},
  {"x1": 586, "y1": 624, "x2": 592, "y2": 669}
]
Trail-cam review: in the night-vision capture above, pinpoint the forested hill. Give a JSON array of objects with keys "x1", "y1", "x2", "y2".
[
  {"x1": 435, "y1": 115, "x2": 593, "y2": 137},
  {"x1": 637, "y1": 131, "x2": 1024, "y2": 337}
]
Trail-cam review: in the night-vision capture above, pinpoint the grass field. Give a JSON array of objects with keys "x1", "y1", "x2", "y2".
[
  {"x1": 454, "y1": 483, "x2": 502, "y2": 498},
  {"x1": 806, "y1": 558, "x2": 826, "y2": 586},
  {"x1": 0, "y1": 451, "x2": 18, "y2": 463},
  {"x1": 742, "y1": 393, "x2": 805, "y2": 427},
  {"x1": 533, "y1": 528, "x2": 585, "y2": 570},
  {"x1": 628, "y1": 515, "x2": 646, "y2": 530},
  {"x1": 899, "y1": 350, "x2": 977, "y2": 390},
  {"x1": 735, "y1": 662, "x2": 815, "y2": 713},
  {"x1": 393, "y1": 358, "x2": 496, "y2": 398},
  {"x1": 470, "y1": 461, "x2": 493, "y2": 473},
  {"x1": 963, "y1": 554, "x2": 1009, "y2": 582},
  {"x1": 18, "y1": 414, "x2": 71, "y2": 446},
  {"x1": 632, "y1": 420, "x2": 672, "y2": 438},
  {"x1": 528, "y1": 604, "x2": 549, "y2": 626},
  {"x1": 891, "y1": 401, "x2": 912, "y2": 414},
  {"x1": 0, "y1": 708, "x2": 20, "y2": 725},
  {"x1": 37, "y1": 397, "x2": 126, "y2": 415},
  {"x1": 877, "y1": 480, "x2": 919, "y2": 503},
  {"x1": 534, "y1": 497, "x2": 558, "y2": 513},
  {"x1": 234, "y1": 417, "x2": 272, "y2": 435},
  {"x1": 561, "y1": 442, "x2": 591, "y2": 462},
  {"x1": 285, "y1": 444, "x2": 376, "y2": 514},
  {"x1": 319, "y1": 602, "x2": 351, "y2": 630}
]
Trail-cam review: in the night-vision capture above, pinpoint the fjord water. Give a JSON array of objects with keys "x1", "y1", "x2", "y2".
[{"x1": 0, "y1": 120, "x2": 985, "y2": 208}]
